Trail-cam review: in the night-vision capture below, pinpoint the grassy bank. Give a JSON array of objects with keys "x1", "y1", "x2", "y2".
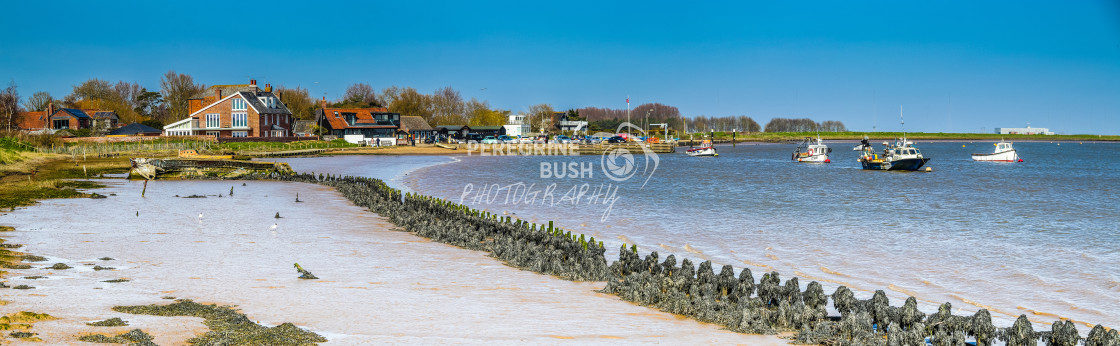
[{"x1": 1, "y1": 138, "x2": 130, "y2": 209}]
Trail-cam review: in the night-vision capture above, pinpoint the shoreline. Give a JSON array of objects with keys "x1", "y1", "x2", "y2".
[{"x1": 0, "y1": 173, "x2": 788, "y2": 344}]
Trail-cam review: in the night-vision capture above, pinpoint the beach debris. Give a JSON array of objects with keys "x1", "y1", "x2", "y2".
[
  {"x1": 47, "y1": 263, "x2": 72, "y2": 270},
  {"x1": 295, "y1": 193, "x2": 302, "y2": 202},
  {"x1": 22, "y1": 276, "x2": 46, "y2": 280},
  {"x1": 77, "y1": 328, "x2": 155, "y2": 345},
  {"x1": 112, "y1": 299, "x2": 326, "y2": 345},
  {"x1": 86, "y1": 317, "x2": 129, "y2": 327},
  {"x1": 275, "y1": 212, "x2": 282, "y2": 219},
  {"x1": 136, "y1": 210, "x2": 139, "y2": 217},
  {"x1": 90, "y1": 192, "x2": 108, "y2": 199},
  {"x1": 293, "y1": 263, "x2": 317, "y2": 279},
  {"x1": 184, "y1": 195, "x2": 206, "y2": 198},
  {"x1": 230, "y1": 186, "x2": 234, "y2": 196}
]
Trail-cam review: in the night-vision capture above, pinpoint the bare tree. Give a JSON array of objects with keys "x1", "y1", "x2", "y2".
[
  {"x1": 22, "y1": 91, "x2": 52, "y2": 112},
  {"x1": 430, "y1": 86, "x2": 465, "y2": 125},
  {"x1": 0, "y1": 81, "x2": 20, "y2": 131},
  {"x1": 341, "y1": 83, "x2": 379, "y2": 107},
  {"x1": 388, "y1": 87, "x2": 432, "y2": 122},
  {"x1": 526, "y1": 103, "x2": 554, "y2": 133},
  {"x1": 277, "y1": 85, "x2": 315, "y2": 120},
  {"x1": 159, "y1": 70, "x2": 205, "y2": 120},
  {"x1": 380, "y1": 86, "x2": 401, "y2": 109}
]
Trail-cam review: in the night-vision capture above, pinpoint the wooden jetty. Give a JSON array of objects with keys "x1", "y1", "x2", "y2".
[{"x1": 130, "y1": 158, "x2": 292, "y2": 180}]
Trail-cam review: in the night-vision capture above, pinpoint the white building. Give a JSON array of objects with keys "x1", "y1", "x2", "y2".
[
  {"x1": 506, "y1": 114, "x2": 531, "y2": 137},
  {"x1": 995, "y1": 126, "x2": 1054, "y2": 135}
]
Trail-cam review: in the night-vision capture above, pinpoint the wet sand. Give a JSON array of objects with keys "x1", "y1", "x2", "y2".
[{"x1": 1, "y1": 179, "x2": 786, "y2": 344}]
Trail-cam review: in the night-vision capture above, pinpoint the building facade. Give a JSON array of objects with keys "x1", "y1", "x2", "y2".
[
  {"x1": 995, "y1": 126, "x2": 1054, "y2": 135},
  {"x1": 164, "y1": 79, "x2": 293, "y2": 138},
  {"x1": 316, "y1": 99, "x2": 401, "y2": 145}
]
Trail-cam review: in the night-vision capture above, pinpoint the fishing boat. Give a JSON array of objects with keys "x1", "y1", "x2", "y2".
[
  {"x1": 972, "y1": 140, "x2": 1021, "y2": 162},
  {"x1": 858, "y1": 107, "x2": 930, "y2": 171},
  {"x1": 792, "y1": 135, "x2": 831, "y2": 163},
  {"x1": 852, "y1": 135, "x2": 871, "y2": 151},
  {"x1": 686, "y1": 139, "x2": 717, "y2": 157},
  {"x1": 858, "y1": 137, "x2": 930, "y2": 171}
]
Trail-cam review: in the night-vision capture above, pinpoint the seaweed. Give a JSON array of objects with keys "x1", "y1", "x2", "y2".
[
  {"x1": 86, "y1": 317, "x2": 129, "y2": 327},
  {"x1": 77, "y1": 328, "x2": 155, "y2": 345},
  {"x1": 93, "y1": 265, "x2": 115, "y2": 271},
  {"x1": 47, "y1": 262, "x2": 72, "y2": 270},
  {"x1": 113, "y1": 299, "x2": 327, "y2": 345},
  {"x1": 99, "y1": 257, "x2": 115, "y2": 261},
  {"x1": 103, "y1": 278, "x2": 130, "y2": 283}
]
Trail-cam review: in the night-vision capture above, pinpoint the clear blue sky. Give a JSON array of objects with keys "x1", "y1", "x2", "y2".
[{"x1": 2, "y1": 1, "x2": 1118, "y2": 134}]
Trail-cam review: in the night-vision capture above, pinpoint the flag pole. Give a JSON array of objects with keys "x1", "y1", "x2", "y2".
[{"x1": 626, "y1": 96, "x2": 630, "y2": 138}]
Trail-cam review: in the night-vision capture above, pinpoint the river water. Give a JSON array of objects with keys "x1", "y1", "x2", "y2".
[{"x1": 280, "y1": 140, "x2": 1119, "y2": 331}]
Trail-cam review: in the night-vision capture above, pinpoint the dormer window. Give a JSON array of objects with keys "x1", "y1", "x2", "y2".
[{"x1": 231, "y1": 98, "x2": 247, "y2": 111}]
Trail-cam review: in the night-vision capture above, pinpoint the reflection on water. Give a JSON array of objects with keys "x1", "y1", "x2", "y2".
[
  {"x1": 2, "y1": 178, "x2": 783, "y2": 344},
  {"x1": 395, "y1": 141, "x2": 1120, "y2": 329}
]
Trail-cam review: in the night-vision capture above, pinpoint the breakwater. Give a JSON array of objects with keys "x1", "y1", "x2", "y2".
[{"x1": 196, "y1": 170, "x2": 1117, "y2": 345}]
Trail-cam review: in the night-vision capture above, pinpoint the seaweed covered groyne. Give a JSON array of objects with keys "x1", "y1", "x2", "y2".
[{"x1": 216, "y1": 171, "x2": 1118, "y2": 346}]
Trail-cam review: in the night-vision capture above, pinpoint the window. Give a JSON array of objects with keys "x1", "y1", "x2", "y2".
[
  {"x1": 206, "y1": 131, "x2": 219, "y2": 137},
  {"x1": 232, "y1": 131, "x2": 248, "y2": 137},
  {"x1": 232, "y1": 113, "x2": 247, "y2": 128},
  {"x1": 231, "y1": 98, "x2": 247, "y2": 111},
  {"x1": 206, "y1": 114, "x2": 220, "y2": 128},
  {"x1": 53, "y1": 119, "x2": 69, "y2": 129}
]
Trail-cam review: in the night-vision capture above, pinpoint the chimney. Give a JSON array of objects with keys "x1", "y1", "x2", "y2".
[
  {"x1": 216, "y1": 88, "x2": 222, "y2": 100},
  {"x1": 250, "y1": 79, "x2": 257, "y2": 88},
  {"x1": 321, "y1": 96, "x2": 327, "y2": 109},
  {"x1": 265, "y1": 83, "x2": 272, "y2": 92}
]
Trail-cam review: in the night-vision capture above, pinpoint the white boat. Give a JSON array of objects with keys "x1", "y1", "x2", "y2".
[
  {"x1": 792, "y1": 135, "x2": 831, "y2": 163},
  {"x1": 972, "y1": 140, "x2": 1021, "y2": 162},
  {"x1": 686, "y1": 139, "x2": 717, "y2": 157}
]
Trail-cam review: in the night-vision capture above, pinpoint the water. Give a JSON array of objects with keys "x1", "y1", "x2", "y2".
[
  {"x1": 378, "y1": 141, "x2": 1119, "y2": 330},
  {"x1": 1, "y1": 178, "x2": 781, "y2": 344}
]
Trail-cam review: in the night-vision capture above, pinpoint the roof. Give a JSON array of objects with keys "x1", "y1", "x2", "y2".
[
  {"x1": 240, "y1": 91, "x2": 291, "y2": 115},
  {"x1": 318, "y1": 107, "x2": 399, "y2": 130},
  {"x1": 53, "y1": 108, "x2": 91, "y2": 119},
  {"x1": 190, "y1": 84, "x2": 257, "y2": 99},
  {"x1": 471, "y1": 126, "x2": 504, "y2": 131},
  {"x1": 17, "y1": 111, "x2": 47, "y2": 130},
  {"x1": 435, "y1": 125, "x2": 469, "y2": 131},
  {"x1": 91, "y1": 111, "x2": 118, "y2": 119},
  {"x1": 399, "y1": 116, "x2": 432, "y2": 132},
  {"x1": 292, "y1": 120, "x2": 315, "y2": 134},
  {"x1": 108, "y1": 123, "x2": 162, "y2": 135}
]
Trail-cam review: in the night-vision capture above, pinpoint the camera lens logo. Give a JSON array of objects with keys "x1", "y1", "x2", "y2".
[{"x1": 602, "y1": 148, "x2": 637, "y2": 182}]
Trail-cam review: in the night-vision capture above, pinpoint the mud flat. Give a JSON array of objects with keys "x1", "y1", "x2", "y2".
[{"x1": 0, "y1": 179, "x2": 784, "y2": 344}]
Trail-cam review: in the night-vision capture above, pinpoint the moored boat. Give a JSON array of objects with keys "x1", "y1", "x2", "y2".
[
  {"x1": 686, "y1": 139, "x2": 717, "y2": 157},
  {"x1": 792, "y1": 135, "x2": 831, "y2": 163},
  {"x1": 972, "y1": 140, "x2": 1021, "y2": 162},
  {"x1": 858, "y1": 137, "x2": 929, "y2": 171}
]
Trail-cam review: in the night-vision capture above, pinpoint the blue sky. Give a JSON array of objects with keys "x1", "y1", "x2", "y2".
[{"x1": 2, "y1": 1, "x2": 1118, "y2": 134}]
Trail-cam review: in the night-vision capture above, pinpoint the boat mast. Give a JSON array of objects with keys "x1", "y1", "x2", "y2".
[{"x1": 899, "y1": 105, "x2": 905, "y2": 145}]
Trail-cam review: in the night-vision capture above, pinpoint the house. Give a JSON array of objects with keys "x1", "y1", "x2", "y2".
[
  {"x1": 315, "y1": 98, "x2": 401, "y2": 145},
  {"x1": 90, "y1": 111, "x2": 120, "y2": 132},
  {"x1": 471, "y1": 125, "x2": 507, "y2": 137},
  {"x1": 49, "y1": 108, "x2": 92, "y2": 130},
  {"x1": 397, "y1": 116, "x2": 434, "y2": 142},
  {"x1": 504, "y1": 114, "x2": 531, "y2": 137},
  {"x1": 16, "y1": 108, "x2": 48, "y2": 131},
  {"x1": 292, "y1": 120, "x2": 316, "y2": 137},
  {"x1": 434, "y1": 125, "x2": 471, "y2": 139},
  {"x1": 556, "y1": 112, "x2": 587, "y2": 134},
  {"x1": 163, "y1": 79, "x2": 293, "y2": 138},
  {"x1": 995, "y1": 126, "x2": 1054, "y2": 135},
  {"x1": 108, "y1": 123, "x2": 162, "y2": 136}
]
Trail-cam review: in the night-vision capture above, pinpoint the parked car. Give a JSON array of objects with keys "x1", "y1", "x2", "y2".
[
  {"x1": 606, "y1": 136, "x2": 627, "y2": 143},
  {"x1": 481, "y1": 136, "x2": 500, "y2": 144},
  {"x1": 498, "y1": 135, "x2": 516, "y2": 144},
  {"x1": 465, "y1": 133, "x2": 484, "y2": 143},
  {"x1": 534, "y1": 135, "x2": 549, "y2": 144},
  {"x1": 555, "y1": 135, "x2": 572, "y2": 144},
  {"x1": 518, "y1": 136, "x2": 534, "y2": 144}
]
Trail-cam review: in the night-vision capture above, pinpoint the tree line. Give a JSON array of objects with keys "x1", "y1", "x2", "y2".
[{"x1": 763, "y1": 118, "x2": 847, "y2": 132}]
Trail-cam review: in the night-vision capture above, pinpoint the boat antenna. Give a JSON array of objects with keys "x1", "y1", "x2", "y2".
[{"x1": 899, "y1": 105, "x2": 906, "y2": 144}]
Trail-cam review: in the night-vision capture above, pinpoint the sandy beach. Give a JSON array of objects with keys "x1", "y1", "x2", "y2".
[{"x1": 1, "y1": 178, "x2": 786, "y2": 344}]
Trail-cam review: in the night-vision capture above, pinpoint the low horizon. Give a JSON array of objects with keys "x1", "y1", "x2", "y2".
[{"x1": 1, "y1": 1, "x2": 1117, "y2": 135}]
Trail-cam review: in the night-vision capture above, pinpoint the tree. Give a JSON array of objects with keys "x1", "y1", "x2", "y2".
[
  {"x1": 0, "y1": 81, "x2": 20, "y2": 131},
  {"x1": 160, "y1": 70, "x2": 205, "y2": 121},
  {"x1": 388, "y1": 87, "x2": 432, "y2": 122},
  {"x1": 22, "y1": 91, "x2": 52, "y2": 112},
  {"x1": 430, "y1": 86, "x2": 465, "y2": 125},
  {"x1": 276, "y1": 85, "x2": 315, "y2": 120},
  {"x1": 526, "y1": 104, "x2": 554, "y2": 133},
  {"x1": 340, "y1": 83, "x2": 379, "y2": 107},
  {"x1": 135, "y1": 89, "x2": 165, "y2": 121},
  {"x1": 465, "y1": 98, "x2": 505, "y2": 126}
]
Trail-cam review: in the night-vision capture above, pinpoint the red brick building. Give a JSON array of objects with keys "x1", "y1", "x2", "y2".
[{"x1": 163, "y1": 79, "x2": 293, "y2": 138}]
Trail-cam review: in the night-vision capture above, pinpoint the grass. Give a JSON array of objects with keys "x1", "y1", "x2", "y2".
[{"x1": 113, "y1": 299, "x2": 327, "y2": 345}]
